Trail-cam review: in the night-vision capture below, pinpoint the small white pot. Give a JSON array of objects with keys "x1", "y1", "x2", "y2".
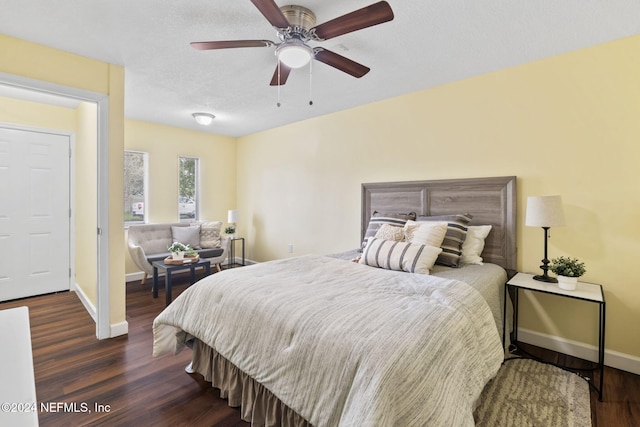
[
  {"x1": 172, "y1": 251, "x2": 185, "y2": 260},
  {"x1": 557, "y1": 275, "x2": 578, "y2": 291}
]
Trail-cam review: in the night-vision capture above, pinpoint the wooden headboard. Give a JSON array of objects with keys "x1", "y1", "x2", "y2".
[{"x1": 361, "y1": 176, "x2": 517, "y2": 271}]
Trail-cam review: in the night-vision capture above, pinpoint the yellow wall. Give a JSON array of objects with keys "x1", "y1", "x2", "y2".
[
  {"x1": 124, "y1": 119, "x2": 237, "y2": 275},
  {"x1": 1, "y1": 34, "x2": 126, "y2": 331},
  {"x1": 75, "y1": 102, "x2": 98, "y2": 303},
  {"x1": 238, "y1": 35, "x2": 640, "y2": 359},
  {"x1": 107, "y1": 65, "x2": 126, "y2": 325},
  {"x1": 0, "y1": 96, "x2": 76, "y2": 130}
]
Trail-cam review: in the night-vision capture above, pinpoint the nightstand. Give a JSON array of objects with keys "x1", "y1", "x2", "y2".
[
  {"x1": 504, "y1": 272, "x2": 606, "y2": 401},
  {"x1": 227, "y1": 237, "x2": 245, "y2": 268}
]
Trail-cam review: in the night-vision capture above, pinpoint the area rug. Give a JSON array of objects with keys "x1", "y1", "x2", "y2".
[{"x1": 474, "y1": 358, "x2": 592, "y2": 427}]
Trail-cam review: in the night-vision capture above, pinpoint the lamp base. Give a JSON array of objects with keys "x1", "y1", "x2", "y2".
[{"x1": 533, "y1": 274, "x2": 558, "y2": 283}]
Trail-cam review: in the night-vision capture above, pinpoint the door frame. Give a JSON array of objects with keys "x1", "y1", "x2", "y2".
[{"x1": 1, "y1": 72, "x2": 111, "y2": 339}]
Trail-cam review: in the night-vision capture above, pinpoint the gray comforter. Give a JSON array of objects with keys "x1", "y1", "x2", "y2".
[{"x1": 153, "y1": 255, "x2": 504, "y2": 426}]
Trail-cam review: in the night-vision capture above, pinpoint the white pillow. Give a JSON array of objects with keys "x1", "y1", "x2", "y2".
[
  {"x1": 171, "y1": 225, "x2": 201, "y2": 249},
  {"x1": 460, "y1": 225, "x2": 492, "y2": 265},
  {"x1": 359, "y1": 238, "x2": 442, "y2": 274},
  {"x1": 403, "y1": 220, "x2": 448, "y2": 247},
  {"x1": 374, "y1": 223, "x2": 404, "y2": 241}
]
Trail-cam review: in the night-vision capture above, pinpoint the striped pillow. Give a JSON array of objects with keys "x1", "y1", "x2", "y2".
[
  {"x1": 359, "y1": 238, "x2": 442, "y2": 274},
  {"x1": 417, "y1": 213, "x2": 473, "y2": 267},
  {"x1": 362, "y1": 211, "x2": 416, "y2": 249}
]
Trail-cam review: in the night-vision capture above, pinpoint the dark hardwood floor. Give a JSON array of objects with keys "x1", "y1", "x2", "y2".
[
  {"x1": 0, "y1": 273, "x2": 248, "y2": 427},
  {"x1": 1, "y1": 274, "x2": 639, "y2": 426}
]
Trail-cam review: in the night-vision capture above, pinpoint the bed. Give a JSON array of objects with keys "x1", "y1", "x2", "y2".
[{"x1": 153, "y1": 176, "x2": 517, "y2": 427}]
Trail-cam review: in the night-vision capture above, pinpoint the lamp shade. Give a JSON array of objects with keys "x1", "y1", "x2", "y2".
[
  {"x1": 525, "y1": 195, "x2": 566, "y2": 227},
  {"x1": 228, "y1": 209, "x2": 239, "y2": 223}
]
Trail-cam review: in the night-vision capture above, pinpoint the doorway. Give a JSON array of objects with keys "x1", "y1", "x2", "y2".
[{"x1": 0, "y1": 72, "x2": 111, "y2": 339}]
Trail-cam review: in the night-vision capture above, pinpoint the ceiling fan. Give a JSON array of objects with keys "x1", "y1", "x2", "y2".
[{"x1": 191, "y1": 0, "x2": 394, "y2": 86}]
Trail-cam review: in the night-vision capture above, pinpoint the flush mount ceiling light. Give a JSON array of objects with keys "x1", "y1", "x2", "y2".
[{"x1": 192, "y1": 112, "x2": 215, "y2": 126}]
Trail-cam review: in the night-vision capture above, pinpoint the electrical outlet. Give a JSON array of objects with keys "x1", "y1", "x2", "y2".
[{"x1": 288, "y1": 243, "x2": 294, "y2": 253}]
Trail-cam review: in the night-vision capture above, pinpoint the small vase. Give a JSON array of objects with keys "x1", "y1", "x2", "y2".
[
  {"x1": 557, "y1": 275, "x2": 577, "y2": 291},
  {"x1": 172, "y1": 251, "x2": 185, "y2": 260}
]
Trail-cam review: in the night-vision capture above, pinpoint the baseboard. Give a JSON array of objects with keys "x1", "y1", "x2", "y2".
[
  {"x1": 228, "y1": 257, "x2": 257, "y2": 266},
  {"x1": 72, "y1": 282, "x2": 97, "y2": 323},
  {"x1": 518, "y1": 327, "x2": 640, "y2": 376},
  {"x1": 73, "y1": 283, "x2": 128, "y2": 338},
  {"x1": 126, "y1": 271, "x2": 147, "y2": 283},
  {"x1": 110, "y1": 321, "x2": 128, "y2": 338}
]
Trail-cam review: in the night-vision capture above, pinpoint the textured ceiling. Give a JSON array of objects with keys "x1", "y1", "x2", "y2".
[{"x1": 1, "y1": 0, "x2": 639, "y2": 137}]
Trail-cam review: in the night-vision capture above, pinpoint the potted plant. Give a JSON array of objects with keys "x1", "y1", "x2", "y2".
[
  {"x1": 167, "y1": 241, "x2": 191, "y2": 260},
  {"x1": 550, "y1": 256, "x2": 586, "y2": 290},
  {"x1": 224, "y1": 225, "x2": 236, "y2": 239}
]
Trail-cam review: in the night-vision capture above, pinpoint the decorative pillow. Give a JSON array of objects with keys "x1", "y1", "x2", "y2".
[
  {"x1": 359, "y1": 237, "x2": 442, "y2": 274},
  {"x1": 460, "y1": 225, "x2": 492, "y2": 265},
  {"x1": 199, "y1": 221, "x2": 223, "y2": 248},
  {"x1": 374, "y1": 223, "x2": 405, "y2": 242},
  {"x1": 171, "y1": 225, "x2": 201, "y2": 249},
  {"x1": 417, "y1": 213, "x2": 473, "y2": 267},
  {"x1": 362, "y1": 211, "x2": 417, "y2": 248},
  {"x1": 403, "y1": 220, "x2": 448, "y2": 247}
]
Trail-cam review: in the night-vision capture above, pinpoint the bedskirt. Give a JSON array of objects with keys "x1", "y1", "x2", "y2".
[{"x1": 191, "y1": 338, "x2": 311, "y2": 427}]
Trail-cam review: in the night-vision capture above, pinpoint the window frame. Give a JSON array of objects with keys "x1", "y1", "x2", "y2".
[
  {"x1": 124, "y1": 150, "x2": 148, "y2": 226},
  {"x1": 178, "y1": 156, "x2": 200, "y2": 222}
]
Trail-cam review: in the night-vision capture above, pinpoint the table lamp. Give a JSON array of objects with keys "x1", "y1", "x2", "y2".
[
  {"x1": 228, "y1": 209, "x2": 239, "y2": 228},
  {"x1": 525, "y1": 195, "x2": 566, "y2": 282}
]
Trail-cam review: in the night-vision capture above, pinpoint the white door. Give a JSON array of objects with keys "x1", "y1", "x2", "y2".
[{"x1": 0, "y1": 127, "x2": 71, "y2": 301}]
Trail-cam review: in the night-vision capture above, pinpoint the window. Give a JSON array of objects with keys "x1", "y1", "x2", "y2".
[
  {"x1": 124, "y1": 151, "x2": 148, "y2": 224},
  {"x1": 179, "y1": 156, "x2": 199, "y2": 221}
]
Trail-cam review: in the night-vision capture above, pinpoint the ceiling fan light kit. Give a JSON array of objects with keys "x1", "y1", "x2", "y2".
[
  {"x1": 192, "y1": 112, "x2": 215, "y2": 126},
  {"x1": 191, "y1": 0, "x2": 394, "y2": 86},
  {"x1": 276, "y1": 39, "x2": 314, "y2": 68}
]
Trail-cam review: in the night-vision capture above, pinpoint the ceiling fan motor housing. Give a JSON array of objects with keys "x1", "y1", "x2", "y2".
[
  {"x1": 275, "y1": 5, "x2": 317, "y2": 68},
  {"x1": 280, "y1": 5, "x2": 317, "y2": 32}
]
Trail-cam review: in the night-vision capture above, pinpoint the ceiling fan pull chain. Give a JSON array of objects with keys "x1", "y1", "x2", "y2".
[
  {"x1": 277, "y1": 61, "x2": 282, "y2": 107},
  {"x1": 309, "y1": 60, "x2": 313, "y2": 106}
]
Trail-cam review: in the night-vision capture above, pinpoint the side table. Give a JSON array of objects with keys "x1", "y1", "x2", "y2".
[
  {"x1": 504, "y1": 272, "x2": 606, "y2": 400},
  {"x1": 228, "y1": 237, "x2": 245, "y2": 268},
  {"x1": 152, "y1": 258, "x2": 211, "y2": 306}
]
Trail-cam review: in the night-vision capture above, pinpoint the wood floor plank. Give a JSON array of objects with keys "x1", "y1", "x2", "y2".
[{"x1": 1, "y1": 276, "x2": 639, "y2": 426}]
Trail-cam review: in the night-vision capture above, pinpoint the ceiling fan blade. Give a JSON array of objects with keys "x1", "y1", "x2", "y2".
[
  {"x1": 311, "y1": 1, "x2": 394, "y2": 41},
  {"x1": 191, "y1": 40, "x2": 274, "y2": 50},
  {"x1": 251, "y1": 0, "x2": 291, "y2": 29},
  {"x1": 270, "y1": 62, "x2": 292, "y2": 86},
  {"x1": 314, "y1": 49, "x2": 370, "y2": 78}
]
